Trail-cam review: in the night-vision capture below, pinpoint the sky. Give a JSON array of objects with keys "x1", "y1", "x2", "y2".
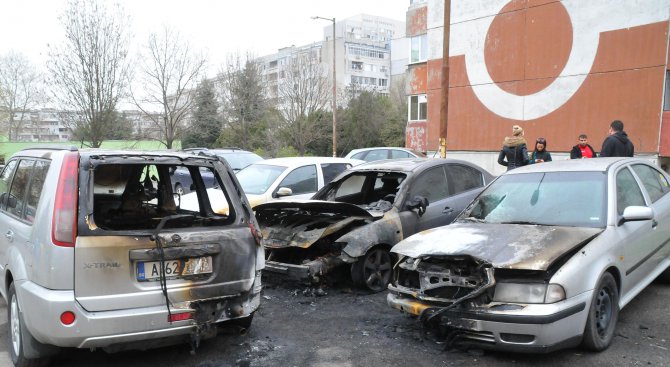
[{"x1": 0, "y1": 0, "x2": 409, "y2": 76}]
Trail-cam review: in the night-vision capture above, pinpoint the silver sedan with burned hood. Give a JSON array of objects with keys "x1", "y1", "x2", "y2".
[
  {"x1": 255, "y1": 159, "x2": 494, "y2": 292},
  {"x1": 388, "y1": 158, "x2": 670, "y2": 353}
]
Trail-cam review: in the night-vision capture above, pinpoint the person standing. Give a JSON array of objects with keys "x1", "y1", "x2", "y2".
[
  {"x1": 570, "y1": 134, "x2": 597, "y2": 159},
  {"x1": 498, "y1": 125, "x2": 529, "y2": 171},
  {"x1": 600, "y1": 120, "x2": 634, "y2": 157},
  {"x1": 530, "y1": 137, "x2": 552, "y2": 163}
]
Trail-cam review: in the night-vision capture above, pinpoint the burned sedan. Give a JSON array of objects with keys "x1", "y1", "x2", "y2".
[
  {"x1": 255, "y1": 159, "x2": 493, "y2": 292},
  {"x1": 388, "y1": 158, "x2": 670, "y2": 353}
]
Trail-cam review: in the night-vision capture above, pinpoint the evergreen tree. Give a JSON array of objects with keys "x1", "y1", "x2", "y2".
[{"x1": 182, "y1": 79, "x2": 221, "y2": 149}]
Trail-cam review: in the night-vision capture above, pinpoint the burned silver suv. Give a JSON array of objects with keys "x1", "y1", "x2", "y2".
[{"x1": 0, "y1": 147, "x2": 263, "y2": 366}]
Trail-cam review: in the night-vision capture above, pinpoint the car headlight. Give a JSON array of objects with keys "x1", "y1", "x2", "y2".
[{"x1": 493, "y1": 283, "x2": 566, "y2": 304}]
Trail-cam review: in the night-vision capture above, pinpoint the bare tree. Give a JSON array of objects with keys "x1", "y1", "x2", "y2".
[
  {"x1": 133, "y1": 26, "x2": 206, "y2": 149},
  {"x1": 0, "y1": 51, "x2": 46, "y2": 141},
  {"x1": 47, "y1": 0, "x2": 131, "y2": 148},
  {"x1": 276, "y1": 55, "x2": 331, "y2": 155}
]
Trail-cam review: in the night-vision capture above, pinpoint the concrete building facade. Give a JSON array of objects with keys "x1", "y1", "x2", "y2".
[
  {"x1": 258, "y1": 14, "x2": 406, "y2": 102},
  {"x1": 405, "y1": 0, "x2": 670, "y2": 174}
]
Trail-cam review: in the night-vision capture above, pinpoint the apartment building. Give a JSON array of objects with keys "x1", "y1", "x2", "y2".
[
  {"x1": 406, "y1": 0, "x2": 670, "y2": 173},
  {"x1": 258, "y1": 14, "x2": 406, "y2": 103}
]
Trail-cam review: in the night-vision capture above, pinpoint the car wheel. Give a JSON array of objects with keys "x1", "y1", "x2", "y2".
[
  {"x1": 175, "y1": 183, "x2": 184, "y2": 195},
  {"x1": 351, "y1": 247, "x2": 393, "y2": 293},
  {"x1": 659, "y1": 266, "x2": 670, "y2": 283},
  {"x1": 8, "y1": 283, "x2": 48, "y2": 367},
  {"x1": 582, "y1": 272, "x2": 619, "y2": 351}
]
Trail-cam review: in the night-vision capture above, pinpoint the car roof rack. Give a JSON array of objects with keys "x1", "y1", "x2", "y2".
[
  {"x1": 20, "y1": 145, "x2": 79, "y2": 152},
  {"x1": 182, "y1": 147, "x2": 209, "y2": 152}
]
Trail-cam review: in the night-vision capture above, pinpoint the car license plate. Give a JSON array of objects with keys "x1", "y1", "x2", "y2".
[{"x1": 136, "y1": 256, "x2": 213, "y2": 281}]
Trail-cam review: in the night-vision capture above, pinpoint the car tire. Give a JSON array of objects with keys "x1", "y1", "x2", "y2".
[
  {"x1": 351, "y1": 247, "x2": 393, "y2": 293},
  {"x1": 175, "y1": 183, "x2": 184, "y2": 196},
  {"x1": 659, "y1": 266, "x2": 670, "y2": 283},
  {"x1": 582, "y1": 272, "x2": 619, "y2": 351},
  {"x1": 8, "y1": 283, "x2": 50, "y2": 367}
]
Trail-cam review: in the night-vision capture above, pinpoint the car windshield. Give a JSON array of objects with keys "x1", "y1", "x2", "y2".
[
  {"x1": 219, "y1": 152, "x2": 263, "y2": 171},
  {"x1": 236, "y1": 164, "x2": 287, "y2": 195},
  {"x1": 460, "y1": 171, "x2": 607, "y2": 228}
]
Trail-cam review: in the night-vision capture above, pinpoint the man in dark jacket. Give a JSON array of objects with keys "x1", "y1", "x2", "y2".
[
  {"x1": 498, "y1": 125, "x2": 529, "y2": 171},
  {"x1": 570, "y1": 134, "x2": 597, "y2": 159},
  {"x1": 600, "y1": 120, "x2": 634, "y2": 157}
]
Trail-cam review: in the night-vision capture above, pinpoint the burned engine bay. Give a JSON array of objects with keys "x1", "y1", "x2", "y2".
[{"x1": 256, "y1": 200, "x2": 394, "y2": 282}]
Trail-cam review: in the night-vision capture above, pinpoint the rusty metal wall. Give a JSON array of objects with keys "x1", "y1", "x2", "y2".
[{"x1": 407, "y1": 0, "x2": 670, "y2": 155}]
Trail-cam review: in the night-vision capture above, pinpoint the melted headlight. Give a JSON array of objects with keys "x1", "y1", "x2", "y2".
[{"x1": 493, "y1": 283, "x2": 566, "y2": 304}]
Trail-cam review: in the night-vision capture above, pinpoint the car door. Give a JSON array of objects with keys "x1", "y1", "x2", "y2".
[
  {"x1": 0, "y1": 160, "x2": 45, "y2": 284},
  {"x1": 274, "y1": 164, "x2": 318, "y2": 200},
  {"x1": 0, "y1": 159, "x2": 18, "y2": 285},
  {"x1": 444, "y1": 163, "x2": 487, "y2": 218},
  {"x1": 616, "y1": 166, "x2": 659, "y2": 295},
  {"x1": 406, "y1": 165, "x2": 453, "y2": 232},
  {"x1": 630, "y1": 164, "x2": 670, "y2": 270}
]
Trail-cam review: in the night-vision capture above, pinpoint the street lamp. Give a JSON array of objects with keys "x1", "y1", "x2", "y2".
[{"x1": 312, "y1": 15, "x2": 337, "y2": 157}]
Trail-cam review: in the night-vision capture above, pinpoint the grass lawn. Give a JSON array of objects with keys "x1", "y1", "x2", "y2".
[{"x1": 0, "y1": 140, "x2": 179, "y2": 162}]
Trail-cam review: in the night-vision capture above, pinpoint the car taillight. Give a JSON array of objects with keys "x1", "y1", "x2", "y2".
[
  {"x1": 168, "y1": 312, "x2": 193, "y2": 322},
  {"x1": 52, "y1": 152, "x2": 79, "y2": 247}
]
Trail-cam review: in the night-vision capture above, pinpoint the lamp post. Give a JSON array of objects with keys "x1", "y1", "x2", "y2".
[{"x1": 312, "y1": 15, "x2": 337, "y2": 157}]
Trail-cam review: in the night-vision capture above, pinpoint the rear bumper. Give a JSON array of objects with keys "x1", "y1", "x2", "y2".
[
  {"x1": 16, "y1": 277, "x2": 261, "y2": 349},
  {"x1": 265, "y1": 256, "x2": 344, "y2": 281},
  {"x1": 387, "y1": 289, "x2": 592, "y2": 353}
]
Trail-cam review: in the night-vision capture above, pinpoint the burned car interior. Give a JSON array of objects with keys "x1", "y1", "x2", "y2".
[
  {"x1": 321, "y1": 171, "x2": 407, "y2": 207},
  {"x1": 91, "y1": 162, "x2": 235, "y2": 231}
]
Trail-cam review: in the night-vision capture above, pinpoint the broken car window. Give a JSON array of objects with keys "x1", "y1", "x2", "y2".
[{"x1": 92, "y1": 163, "x2": 233, "y2": 231}]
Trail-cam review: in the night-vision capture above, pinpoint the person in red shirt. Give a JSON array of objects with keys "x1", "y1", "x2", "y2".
[{"x1": 570, "y1": 134, "x2": 597, "y2": 159}]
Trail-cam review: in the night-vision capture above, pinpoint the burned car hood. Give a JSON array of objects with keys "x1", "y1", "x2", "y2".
[
  {"x1": 391, "y1": 222, "x2": 603, "y2": 270},
  {"x1": 255, "y1": 200, "x2": 384, "y2": 249}
]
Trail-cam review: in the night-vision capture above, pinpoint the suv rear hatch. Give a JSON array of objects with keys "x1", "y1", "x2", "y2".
[{"x1": 72, "y1": 153, "x2": 258, "y2": 313}]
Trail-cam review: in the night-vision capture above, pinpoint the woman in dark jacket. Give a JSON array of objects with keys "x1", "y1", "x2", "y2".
[
  {"x1": 497, "y1": 125, "x2": 529, "y2": 171},
  {"x1": 530, "y1": 137, "x2": 552, "y2": 163}
]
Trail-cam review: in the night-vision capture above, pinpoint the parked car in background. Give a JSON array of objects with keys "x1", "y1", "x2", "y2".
[
  {"x1": 236, "y1": 157, "x2": 363, "y2": 206},
  {"x1": 387, "y1": 158, "x2": 670, "y2": 353},
  {"x1": 345, "y1": 147, "x2": 426, "y2": 162},
  {"x1": 256, "y1": 159, "x2": 494, "y2": 292},
  {"x1": 170, "y1": 166, "x2": 218, "y2": 195},
  {"x1": 181, "y1": 157, "x2": 362, "y2": 214},
  {"x1": 172, "y1": 148, "x2": 264, "y2": 195},
  {"x1": 183, "y1": 148, "x2": 264, "y2": 171},
  {"x1": 0, "y1": 147, "x2": 262, "y2": 365}
]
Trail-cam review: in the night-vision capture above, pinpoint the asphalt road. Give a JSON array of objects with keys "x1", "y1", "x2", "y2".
[{"x1": 0, "y1": 278, "x2": 667, "y2": 367}]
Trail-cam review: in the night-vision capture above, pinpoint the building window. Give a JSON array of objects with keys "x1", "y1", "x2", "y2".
[
  {"x1": 410, "y1": 34, "x2": 428, "y2": 63},
  {"x1": 348, "y1": 46, "x2": 387, "y2": 59},
  {"x1": 352, "y1": 61, "x2": 363, "y2": 70},
  {"x1": 408, "y1": 95, "x2": 427, "y2": 121},
  {"x1": 378, "y1": 79, "x2": 388, "y2": 87}
]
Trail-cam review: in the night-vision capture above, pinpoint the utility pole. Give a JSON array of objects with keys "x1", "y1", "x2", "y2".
[
  {"x1": 313, "y1": 16, "x2": 338, "y2": 157},
  {"x1": 439, "y1": 0, "x2": 451, "y2": 158}
]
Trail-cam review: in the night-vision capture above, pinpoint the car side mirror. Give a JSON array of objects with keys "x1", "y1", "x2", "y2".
[
  {"x1": 407, "y1": 195, "x2": 429, "y2": 217},
  {"x1": 276, "y1": 187, "x2": 293, "y2": 197},
  {"x1": 173, "y1": 193, "x2": 181, "y2": 208},
  {"x1": 619, "y1": 206, "x2": 654, "y2": 226},
  {"x1": 0, "y1": 193, "x2": 17, "y2": 209}
]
